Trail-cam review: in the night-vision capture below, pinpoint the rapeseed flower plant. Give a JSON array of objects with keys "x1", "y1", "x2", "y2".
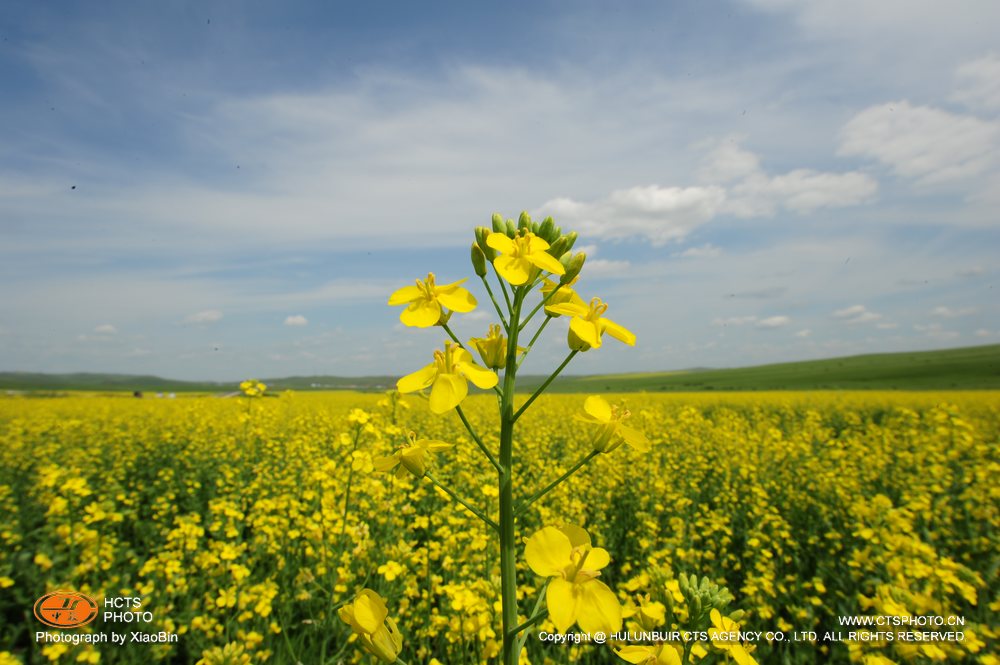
[
  {"x1": 374, "y1": 431, "x2": 452, "y2": 478},
  {"x1": 577, "y1": 395, "x2": 650, "y2": 453},
  {"x1": 338, "y1": 589, "x2": 403, "y2": 663},
  {"x1": 487, "y1": 230, "x2": 566, "y2": 285},
  {"x1": 548, "y1": 297, "x2": 635, "y2": 351}
]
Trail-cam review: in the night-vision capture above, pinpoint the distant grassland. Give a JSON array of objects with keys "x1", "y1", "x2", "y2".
[{"x1": 1, "y1": 344, "x2": 998, "y2": 394}]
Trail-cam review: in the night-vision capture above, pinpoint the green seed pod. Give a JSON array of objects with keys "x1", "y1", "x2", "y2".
[
  {"x1": 505, "y1": 219, "x2": 517, "y2": 238},
  {"x1": 538, "y1": 216, "x2": 555, "y2": 242},
  {"x1": 471, "y1": 243, "x2": 488, "y2": 277},
  {"x1": 562, "y1": 231, "x2": 578, "y2": 252},
  {"x1": 492, "y1": 213, "x2": 506, "y2": 233},
  {"x1": 475, "y1": 226, "x2": 496, "y2": 260},
  {"x1": 560, "y1": 252, "x2": 586, "y2": 284}
]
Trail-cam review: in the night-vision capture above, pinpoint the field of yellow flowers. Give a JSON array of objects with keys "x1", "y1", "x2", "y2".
[{"x1": 0, "y1": 390, "x2": 997, "y2": 664}]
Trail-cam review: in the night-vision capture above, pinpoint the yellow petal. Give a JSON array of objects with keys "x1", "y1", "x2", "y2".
[
  {"x1": 373, "y1": 456, "x2": 399, "y2": 473},
  {"x1": 429, "y1": 373, "x2": 467, "y2": 414},
  {"x1": 545, "y1": 578, "x2": 579, "y2": 633},
  {"x1": 353, "y1": 590, "x2": 389, "y2": 634},
  {"x1": 524, "y1": 526, "x2": 573, "y2": 577},
  {"x1": 570, "y1": 316, "x2": 603, "y2": 349},
  {"x1": 387, "y1": 285, "x2": 422, "y2": 305},
  {"x1": 731, "y1": 645, "x2": 758, "y2": 665},
  {"x1": 601, "y1": 317, "x2": 636, "y2": 346},
  {"x1": 397, "y1": 364, "x2": 437, "y2": 394},
  {"x1": 399, "y1": 300, "x2": 442, "y2": 328},
  {"x1": 618, "y1": 424, "x2": 650, "y2": 452},
  {"x1": 525, "y1": 234, "x2": 551, "y2": 253},
  {"x1": 423, "y1": 440, "x2": 453, "y2": 452},
  {"x1": 494, "y1": 255, "x2": 531, "y2": 285},
  {"x1": 369, "y1": 617, "x2": 403, "y2": 662},
  {"x1": 546, "y1": 302, "x2": 589, "y2": 318},
  {"x1": 559, "y1": 524, "x2": 592, "y2": 550},
  {"x1": 576, "y1": 579, "x2": 622, "y2": 634},
  {"x1": 486, "y1": 232, "x2": 516, "y2": 254},
  {"x1": 583, "y1": 395, "x2": 612, "y2": 423},
  {"x1": 583, "y1": 546, "x2": 611, "y2": 572},
  {"x1": 615, "y1": 646, "x2": 657, "y2": 664},
  {"x1": 526, "y1": 249, "x2": 566, "y2": 275},
  {"x1": 436, "y1": 286, "x2": 477, "y2": 313},
  {"x1": 458, "y1": 361, "x2": 499, "y2": 390}
]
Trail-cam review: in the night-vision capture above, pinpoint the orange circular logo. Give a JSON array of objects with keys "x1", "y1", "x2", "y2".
[{"x1": 33, "y1": 591, "x2": 99, "y2": 629}]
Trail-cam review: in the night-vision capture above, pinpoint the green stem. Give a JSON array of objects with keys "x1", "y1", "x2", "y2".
[
  {"x1": 496, "y1": 269, "x2": 514, "y2": 313},
  {"x1": 513, "y1": 350, "x2": 578, "y2": 422},
  {"x1": 440, "y1": 323, "x2": 466, "y2": 350},
  {"x1": 498, "y1": 287, "x2": 525, "y2": 665},
  {"x1": 513, "y1": 580, "x2": 550, "y2": 654},
  {"x1": 479, "y1": 275, "x2": 510, "y2": 332},
  {"x1": 516, "y1": 316, "x2": 552, "y2": 371},
  {"x1": 519, "y1": 283, "x2": 563, "y2": 332},
  {"x1": 455, "y1": 405, "x2": 503, "y2": 474},
  {"x1": 515, "y1": 450, "x2": 599, "y2": 517},
  {"x1": 425, "y1": 472, "x2": 499, "y2": 531}
]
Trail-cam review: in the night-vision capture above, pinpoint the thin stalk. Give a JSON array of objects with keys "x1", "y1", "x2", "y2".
[
  {"x1": 496, "y1": 269, "x2": 513, "y2": 313},
  {"x1": 455, "y1": 405, "x2": 503, "y2": 474},
  {"x1": 479, "y1": 275, "x2": 510, "y2": 332},
  {"x1": 425, "y1": 472, "x2": 499, "y2": 531},
  {"x1": 519, "y1": 282, "x2": 563, "y2": 332},
  {"x1": 515, "y1": 450, "x2": 599, "y2": 517},
  {"x1": 440, "y1": 323, "x2": 466, "y2": 350},
  {"x1": 513, "y1": 350, "x2": 578, "y2": 422},
  {"x1": 339, "y1": 427, "x2": 362, "y2": 537},
  {"x1": 498, "y1": 288, "x2": 525, "y2": 665},
  {"x1": 516, "y1": 316, "x2": 552, "y2": 371}
]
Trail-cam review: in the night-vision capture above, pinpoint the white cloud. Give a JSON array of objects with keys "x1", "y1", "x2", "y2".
[
  {"x1": 974, "y1": 328, "x2": 996, "y2": 338},
  {"x1": 184, "y1": 309, "x2": 223, "y2": 324},
  {"x1": 952, "y1": 54, "x2": 1000, "y2": 112},
  {"x1": 284, "y1": 315, "x2": 308, "y2": 327},
  {"x1": 676, "y1": 244, "x2": 722, "y2": 259},
  {"x1": 537, "y1": 185, "x2": 726, "y2": 246},
  {"x1": 876, "y1": 323, "x2": 898, "y2": 330},
  {"x1": 930, "y1": 306, "x2": 977, "y2": 318},
  {"x1": 93, "y1": 324, "x2": 117, "y2": 334},
  {"x1": 833, "y1": 304, "x2": 882, "y2": 324},
  {"x1": 839, "y1": 101, "x2": 999, "y2": 185},
  {"x1": 727, "y1": 169, "x2": 877, "y2": 216},
  {"x1": 697, "y1": 139, "x2": 761, "y2": 183},
  {"x1": 583, "y1": 259, "x2": 632, "y2": 276},
  {"x1": 914, "y1": 322, "x2": 960, "y2": 340},
  {"x1": 756, "y1": 315, "x2": 790, "y2": 329},
  {"x1": 794, "y1": 329, "x2": 811, "y2": 338}
]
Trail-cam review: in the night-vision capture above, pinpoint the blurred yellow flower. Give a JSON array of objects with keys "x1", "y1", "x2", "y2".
[
  {"x1": 338, "y1": 589, "x2": 403, "y2": 663},
  {"x1": 540, "y1": 277, "x2": 586, "y2": 317},
  {"x1": 524, "y1": 525, "x2": 622, "y2": 634},
  {"x1": 468, "y1": 324, "x2": 518, "y2": 370},
  {"x1": 397, "y1": 342, "x2": 498, "y2": 414},
  {"x1": 577, "y1": 396, "x2": 650, "y2": 453},
  {"x1": 388, "y1": 272, "x2": 477, "y2": 328},
  {"x1": 709, "y1": 609, "x2": 758, "y2": 665},
  {"x1": 615, "y1": 643, "x2": 682, "y2": 665},
  {"x1": 239, "y1": 380, "x2": 266, "y2": 397},
  {"x1": 486, "y1": 231, "x2": 565, "y2": 285},
  {"x1": 547, "y1": 297, "x2": 635, "y2": 351}
]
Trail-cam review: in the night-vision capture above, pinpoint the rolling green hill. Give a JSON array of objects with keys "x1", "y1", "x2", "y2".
[{"x1": 1, "y1": 344, "x2": 998, "y2": 394}]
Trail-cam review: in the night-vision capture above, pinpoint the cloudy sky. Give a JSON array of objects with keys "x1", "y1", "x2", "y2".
[{"x1": 2, "y1": 0, "x2": 998, "y2": 381}]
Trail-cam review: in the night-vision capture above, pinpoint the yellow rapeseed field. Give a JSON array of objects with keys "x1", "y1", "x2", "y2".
[{"x1": 0, "y1": 390, "x2": 997, "y2": 664}]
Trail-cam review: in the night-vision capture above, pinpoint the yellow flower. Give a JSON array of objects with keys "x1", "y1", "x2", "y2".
[
  {"x1": 239, "y1": 380, "x2": 266, "y2": 397},
  {"x1": 524, "y1": 525, "x2": 622, "y2": 634},
  {"x1": 615, "y1": 643, "x2": 682, "y2": 665},
  {"x1": 397, "y1": 342, "x2": 498, "y2": 414},
  {"x1": 486, "y1": 231, "x2": 566, "y2": 285},
  {"x1": 622, "y1": 593, "x2": 666, "y2": 629},
  {"x1": 547, "y1": 297, "x2": 635, "y2": 351},
  {"x1": 388, "y1": 272, "x2": 477, "y2": 328},
  {"x1": 541, "y1": 277, "x2": 586, "y2": 317},
  {"x1": 709, "y1": 609, "x2": 758, "y2": 665},
  {"x1": 468, "y1": 324, "x2": 519, "y2": 370},
  {"x1": 374, "y1": 432, "x2": 452, "y2": 478},
  {"x1": 577, "y1": 396, "x2": 650, "y2": 453},
  {"x1": 338, "y1": 589, "x2": 403, "y2": 663}
]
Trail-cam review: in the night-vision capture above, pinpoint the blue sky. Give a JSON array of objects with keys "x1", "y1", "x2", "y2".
[{"x1": 1, "y1": 0, "x2": 998, "y2": 381}]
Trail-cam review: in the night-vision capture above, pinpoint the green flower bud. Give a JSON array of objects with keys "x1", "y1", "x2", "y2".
[
  {"x1": 560, "y1": 252, "x2": 586, "y2": 284},
  {"x1": 471, "y1": 242, "x2": 487, "y2": 277},
  {"x1": 475, "y1": 226, "x2": 496, "y2": 260},
  {"x1": 517, "y1": 211, "x2": 532, "y2": 231},
  {"x1": 538, "y1": 216, "x2": 556, "y2": 242},
  {"x1": 546, "y1": 236, "x2": 569, "y2": 257},
  {"x1": 562, "y1": 231, "x2": 577, "y2": 252},
  {"x1": 492, "y1": 213, "x2": 506, "y2": 233},
  {"x1": 505, "y1": 219, "x2": 517, "y2": 238}
]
